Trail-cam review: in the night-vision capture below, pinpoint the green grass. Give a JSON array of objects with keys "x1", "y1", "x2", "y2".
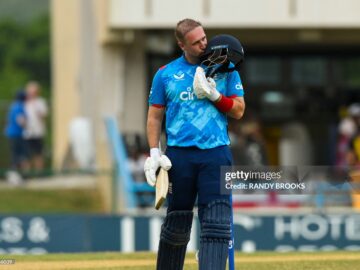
[
  {"x1": 238, "y1": 261, "x2": 359, "y2": 270},
  {"x1": 6, "y1": 252, "x2": 155, "y2": 262},
  {"x1": 0, "y1": 188, "x2": 104, "y2": 213},
  {"x1": 3, "y1": 251, "x2": 360, "y2": 270}
]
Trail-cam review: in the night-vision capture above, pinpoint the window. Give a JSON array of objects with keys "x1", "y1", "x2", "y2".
[
  {"x1": 291, "y1": 57, "x2": 326, "y2": 86},
  {"x1": 246, "y1": 57, "x2": 281, "y2": 85},
  {"x1": 339, "y1": 58, "x2": 360, "y2": 88}
]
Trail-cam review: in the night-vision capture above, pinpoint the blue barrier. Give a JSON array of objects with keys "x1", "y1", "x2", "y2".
[
  {"x1": 1, "y1": 213, "x2": 360, "y2": 254},
  {"x1": 105, "y1": 117, "x2": 154, "y2": 209}
]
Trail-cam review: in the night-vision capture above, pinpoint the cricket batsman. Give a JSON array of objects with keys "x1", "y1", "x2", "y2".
[{"x1": 144, "y1": 18, "x2": 245, "y2": 270}]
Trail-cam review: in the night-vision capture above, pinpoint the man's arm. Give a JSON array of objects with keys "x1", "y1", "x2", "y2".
[
  {"x1": 147, "y1": 106, "x2": 165, "y2": 149},
  {"x1": 144, "y1": 105, "x2": 171, "y2": 187},
  {"x1": 220, "y1": 96, "x2": 245, "y2": 120}
]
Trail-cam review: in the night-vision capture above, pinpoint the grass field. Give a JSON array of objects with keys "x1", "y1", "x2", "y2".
[
  {"x1": 0, "y1": 189, "x2": 104, "y2": 213},
  {"x1": 3, "y1": 251, "x2": 360, "y2": 270}
]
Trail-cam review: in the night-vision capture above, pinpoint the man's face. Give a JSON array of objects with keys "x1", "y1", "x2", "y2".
[
  {"x1": 26, "y1": 85, "x2": 39, "y2": 98},
  {"x1": 180, "y1": 26, "x2": 207, "y2": 59}
]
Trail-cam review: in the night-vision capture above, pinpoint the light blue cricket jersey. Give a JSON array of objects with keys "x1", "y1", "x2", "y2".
[{"x1": 149, "y1": 55, "x2": 244, "y2": 149}]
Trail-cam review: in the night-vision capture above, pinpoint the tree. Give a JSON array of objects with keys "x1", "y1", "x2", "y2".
[{"x1": 0, "y1": 14, "x2": 50, "y2": 100}]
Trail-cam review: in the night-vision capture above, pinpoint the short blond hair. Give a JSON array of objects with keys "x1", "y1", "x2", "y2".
[
  {"x1": 26, "y1": 80, "x2": 41, "y2": 90},
  {"x1": 175, "y1": 18, "x2": 202, "y2": 42}
]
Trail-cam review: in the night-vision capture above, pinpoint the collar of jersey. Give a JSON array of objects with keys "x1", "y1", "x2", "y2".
[{"x1": 180, "y1": 54, "x2": 198, "y2": 66}]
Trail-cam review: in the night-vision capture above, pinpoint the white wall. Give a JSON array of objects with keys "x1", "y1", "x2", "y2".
[{"x1": 109, "y1": 0, "x2": 360, "y2": 29}]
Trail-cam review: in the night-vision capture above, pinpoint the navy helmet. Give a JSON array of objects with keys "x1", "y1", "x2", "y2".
[{"x1": 200, "y1": 34, "x2": 244, "y2": 77}]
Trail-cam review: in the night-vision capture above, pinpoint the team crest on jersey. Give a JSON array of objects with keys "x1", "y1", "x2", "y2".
[{"x1": 173, "y1": 71, "x2": 185, "y2": 80}]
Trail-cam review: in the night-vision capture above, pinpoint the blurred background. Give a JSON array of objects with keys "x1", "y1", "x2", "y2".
[{"x1": 0, "y1": 0, "x2": 360, "y2": 255}]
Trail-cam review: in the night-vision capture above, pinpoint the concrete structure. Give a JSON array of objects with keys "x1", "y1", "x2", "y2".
[{"x1": 52, "y1": 0, "x2": 360, "y2": 209}]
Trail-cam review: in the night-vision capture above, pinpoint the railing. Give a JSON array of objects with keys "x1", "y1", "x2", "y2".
[{"x1": 105, "y1": 116, "x2": 154, "y2": 210}]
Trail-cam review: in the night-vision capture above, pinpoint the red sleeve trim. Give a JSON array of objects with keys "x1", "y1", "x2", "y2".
[
  {"x1": 159, "y1": 65, "x2": 167, "y2": 70},
  {"x1": 228, "y1": 94, "x2": 238, "y2": 99},
  {"x1": 151, "y1": 104, "x2": 166, "y2": 108}
]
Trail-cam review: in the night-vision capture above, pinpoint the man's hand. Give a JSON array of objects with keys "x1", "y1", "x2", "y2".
[
  {"x1": 144, "y1": 148, "x2": 172, "y2": 187},
  {"x1": 193, "y1": 67, "x2": 221, "y2": 102}
]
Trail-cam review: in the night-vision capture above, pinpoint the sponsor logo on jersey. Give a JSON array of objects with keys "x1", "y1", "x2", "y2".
[
  {"x1": 174, "y1": 71, "x2": 185, "y2": 80},
  {"x1": 235, "y1": 82, "x2": 243, "y2": 90},
  {"x1": 180, "y1": 87, "x2": 195, "y2": 101}
]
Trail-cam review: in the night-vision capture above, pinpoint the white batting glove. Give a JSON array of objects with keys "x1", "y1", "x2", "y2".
[
  {"x1": 144, "y1": 148, "x2": 172, "y2": 187},
  {"x1": 193, "y1": 67, "x2": 221, "y2": 102}
]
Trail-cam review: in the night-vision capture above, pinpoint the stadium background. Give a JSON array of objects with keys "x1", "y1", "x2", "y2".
[{"x1": 0, "y1": 0, "x2": 360, "y2": 260}]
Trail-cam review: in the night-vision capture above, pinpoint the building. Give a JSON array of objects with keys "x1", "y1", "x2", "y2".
[{"x1": 52, "y1": 0, "x2": 360, "y2": 177}]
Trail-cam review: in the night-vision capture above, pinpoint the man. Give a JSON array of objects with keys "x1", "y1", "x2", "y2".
[
  {"x1": 144, "y1": 18, "x2": 245, "y2": 270},
  {"x1": 4, "y1": 90, "x2": 28, "y2": 184},
  {"x1": 24, "y1": 81, "x2": 48, "y2": 172}
]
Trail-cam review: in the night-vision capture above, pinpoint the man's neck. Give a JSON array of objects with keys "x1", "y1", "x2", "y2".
[{"x1": 184, "y1": 53, "x2": 198, "y2": 65}]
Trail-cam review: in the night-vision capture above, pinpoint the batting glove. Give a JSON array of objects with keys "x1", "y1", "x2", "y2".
[
  {"x1": 193, "y1": 67, "x2": 221, "y2": 102},
  {"x1": 144, "y1": 148, "x2": 172, "y2": 187}
]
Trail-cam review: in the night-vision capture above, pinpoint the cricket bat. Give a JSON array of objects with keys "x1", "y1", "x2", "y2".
[{"x1": 155, "y1": 168, "x2": 169, "y2": 210}]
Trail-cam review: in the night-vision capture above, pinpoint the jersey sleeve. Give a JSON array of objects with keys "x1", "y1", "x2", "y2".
[
  {"x1": 226, "y1": 71, "x2": 244, "y2": 98},
  {"x1": 148, "y1": 68, "x2": 166, "y2": 107}
]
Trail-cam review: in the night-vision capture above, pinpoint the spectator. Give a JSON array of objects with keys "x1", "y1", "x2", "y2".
[
  {"x1": 128, "y1": 147, "x2": 147, "y2": 183},
  {"x1": 242, "y1": 120, "x2": 269, "y2": 166},
  {"x1": 346, "y1": 103, "x2": 360, "y2": 167},
  {"x1": 228, "y1": 120, "x2": 249, "y2": 166},
  {"x1": 24, "y1": 81, "x2": 48, "y2": 173},
  {"x1": 229, "y1": 117, "x2": 268, "y2": 166},
  {"x1": 4, "y1": 90, "x2": 28, "y2": 184},
  {"x1": 336, "y1": 117, "x2": 356, "y2": 167}
]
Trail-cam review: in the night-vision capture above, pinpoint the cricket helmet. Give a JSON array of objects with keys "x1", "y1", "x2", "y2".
[{"x1": 200, "y1": 34, "x2": 244, "y2": 77}]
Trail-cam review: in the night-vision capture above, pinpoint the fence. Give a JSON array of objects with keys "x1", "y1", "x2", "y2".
[{"x1": 1, "y1": 212, "x2": 359, "y2": 254}]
